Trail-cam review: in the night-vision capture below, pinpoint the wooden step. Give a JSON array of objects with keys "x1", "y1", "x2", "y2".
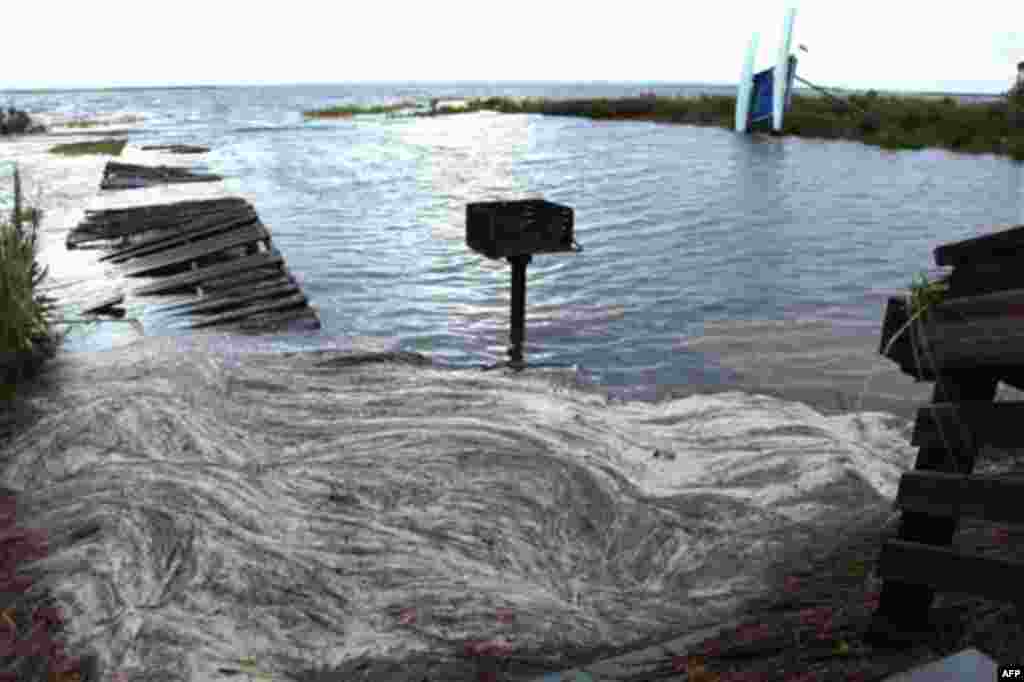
[
  {"x1": 133, "y1": 248, "x2": 283, "y2": 296},
  {"x1": 199, "y1": 267, "x2": 289, "y2": 294},
  {"x1": 912, "y1": 401, "x2": 1024, "y2": 450},
  {"x1": 935, "y1": 224, "x2": 1024, "y2": 267},
  {"x1": 172, "y1": 280, "x2": 298, "y2": 317},
  {"x1": 101, "y1": 209, "x2": 258, "y2": 263},
  {"x1": 190, "y1": 292, "x2": 308, "y2": 329},
  {"x1": 878, "y1": 539, "x2": 1024, "y2": 605},
  {"x1": 160, "y1": 273, "x2": 288, "y2": 312},
  {"x1": 896, "y1": 470, "x2": 1024, "y2": 524},
  {"x1": 117, "y1": 223, "x2": 268, "y2": 277}
]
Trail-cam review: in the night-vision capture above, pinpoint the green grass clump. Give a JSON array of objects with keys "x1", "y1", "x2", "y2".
[
  {"x1": 1, "y1": 165, "x2": 54, "y2": 396},
  {"x1": 303, "y1": 101, "x2": 418, "y2": 119},
  {"x1": 908, "y1": 271, "x2": 950, "y2": 322},
  {"x1": 49, "y1": 139, "x2": 126, "y2": 156}
]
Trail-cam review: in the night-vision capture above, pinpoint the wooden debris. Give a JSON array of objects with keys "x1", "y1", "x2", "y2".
[
  {"x1": 70, "y1": 167, "x2": 319, "y2": 333},
  {"x1": 132, "y1": 248, "x2": 284, "y2": 296},
  {"x1": 82, "y1": 292, "x2": 125, "y2": 316},
  {"x1": 101, "y1": 161, "x2": 221, "y2": 190},
  {"x1": 117, "y1": 223, "x2": 269, "y2": 277},
  {"x1": 189, "y1": 292, "x2": 307, "y2": 329},
  {"x1": 70, "y1": 198, "x2": 249, "y2": 247},
  {"x1": 140, "y1": 144, "x2": 211, "y2": 154}
]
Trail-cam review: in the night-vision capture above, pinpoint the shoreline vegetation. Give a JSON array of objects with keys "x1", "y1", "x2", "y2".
[
  {"x1": 302, "y1": 101, "x2": 419, "y2": 118},
  {"x1": 304, "y1": 87, "x2": 1024, "y2": 161},
  {"x1": 49, "y1": 138, "x2": 126, "y2": 156},
  {"x1": 0, "y1": 164, "x2": 59, "y2": 402}
]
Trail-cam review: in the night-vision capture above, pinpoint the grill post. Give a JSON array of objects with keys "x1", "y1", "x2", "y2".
[{"x1": 507, "y1": 254, "x2": 532, "y2": 365}]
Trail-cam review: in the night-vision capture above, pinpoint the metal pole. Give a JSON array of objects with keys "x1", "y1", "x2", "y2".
[
  {"x1": 794, "y1": 75, "x2": 869, "y2": 115},
  {"x1": 507, "y1": 254, "x2": 531, "y2": 364}
]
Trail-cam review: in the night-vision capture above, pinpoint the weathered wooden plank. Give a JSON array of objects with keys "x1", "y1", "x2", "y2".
[
  {"x1": 133, "y1": 248, "x2": 283, "y2": 296},
  {"x1": 932, "y1": 287, "x2": 1024, "y2": 317},
  {"x1": 896, "y1": 470, "x2": 1024, "y2": 524},
  {"x1": 228, "y1": 307, "x2": 321, "y2": 332},
  {"x1": 82, "y1": 292, "x2": 125, "y2": 315},
  {"x1": 877, "y1": 539, "x2": 1024, "y2": 604},
  {"x1": 102, "y1": 161, "x2": 221, "y2": 187},
  {"x1": 171, "y1": 281, "x2": 298, "y2": 317},
  {"x1": 117, "y1": 223, "x2": 268, "y2": 277},
  {"x1": 190, "y1": 292, "x2": 308, "y2": 329},
  {"x1": 70, "y1": 200, "x2": 251, "y2": 244},
  {"x1": 912, "y1": 401, "x2": 1024, "y2": 450},
  {"x1": 935, "y1": 224, "x2": 1024, "y2": 267},
  {"x1": 101, "y1": 210, "x2": 258, "y2": 263},
  {"x1": 140, "y1": 144, "x2": 210, "y2": 154},
  {"x1": 198, "y1": 266, "x2": 287, "y2": 293},
  {"x1": 85, "y1": 197, "x2": 245, "y2": 217},
  {"x1": 907, "y1": 316, "x2": 1024, "y2": 370},
  {"x1": 948, "y1": 257, "x2": 1024, "y2": 299}
]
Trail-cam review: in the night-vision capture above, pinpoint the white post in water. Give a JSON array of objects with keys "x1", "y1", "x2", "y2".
[
  {"x1": 773, "y1": 7, "x2": 797, "y2": 133},
  {"x1": 735, "y1": 33, "x2": 760, "y2": 133}
]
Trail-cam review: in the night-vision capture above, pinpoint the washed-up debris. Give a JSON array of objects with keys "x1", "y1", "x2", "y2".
[{"x1": 101, "y1": 161, "x2": 222, "y2": 190}]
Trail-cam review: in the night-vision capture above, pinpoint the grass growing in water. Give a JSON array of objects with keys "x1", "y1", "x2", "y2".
[
  {"x1": 303, "y1": 101, "x2": 418, "y2": 119},
  {"x1": 419, "y1": 90, "x2": 1024, "y2": 161},
  {"x1": 49, "y1": 139, "x2": 126, "y2": 156}
]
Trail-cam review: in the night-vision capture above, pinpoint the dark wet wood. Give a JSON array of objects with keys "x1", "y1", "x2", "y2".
[
  {"x1": 190, "y1": 292, "x2": 307, "y2": 329},
  {"x1": 70, "y1": 199, "x2": 250, "y2": 246},
  {"x1": 140, "y1": 144, "x2": 211, "y2": 154},
  {"x1": 226, "y1": 306, "x2": 322, "y2": 332},
  {"x1": 896, "y1": 471, "x2": 1024, "y2": 524},
  {"x1": 197, "y1": 266, "x2": 288, "y2": 294},
  {"x1": 82, "y1": 292, "x2": 125, "y2": 315},
  {"x1": 118, "y1": 223, "x2": 269, "y2": 277},
  {"x1": 870, "y1": 370, "x2": 998, "y2": 640},
  {"x1": 912, "y1": 401, "x2": 1024, "y2": 450},
  {"x1": 101, "y1": 161, "x2": 221, "y2": 190},
  {"x1": 934, "y1": 224, "x2": 1024, "y2": 267},
  {"x1": 133, "y1": 248, "x2": 284, "y2": 296},
  {"x1": 878, "y1": 540, "x2": 1024, "y2": 605},
  {"x1": 100, "y1": 209, "x2": 258, "y2": 263},
  {"x1": 172, "y1": 281, "x2": 298, "y2": 317}
]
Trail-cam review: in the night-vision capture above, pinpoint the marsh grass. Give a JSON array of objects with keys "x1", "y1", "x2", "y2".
[
  {"x1": 49, "y1": 139, "x2": 126, "y2": 156},
  {"x1": 423, "y1": 91, "x2": 1024, "y2": 160},
  {"x1": 303, "y1": 101, "x2": 418, "y2": 119},
  {"x1": 0, "y1": 165, "x2": 56, "y2": 399}
]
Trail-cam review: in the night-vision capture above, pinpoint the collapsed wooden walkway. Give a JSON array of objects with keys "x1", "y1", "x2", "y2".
[
  {"x1": 68, "y1": 194, "x2": 319, "y2": 333},
  {"x1": 871, "y1": 222, "x2": 1024, "y2": 645},
  {"x1": 100, "y1": 161, "x2": 222, "y2": 190}
]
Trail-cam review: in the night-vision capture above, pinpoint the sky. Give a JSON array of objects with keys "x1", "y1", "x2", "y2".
[{"x1": 2, "y1": 1, "x2": 1022, "y2": 93}]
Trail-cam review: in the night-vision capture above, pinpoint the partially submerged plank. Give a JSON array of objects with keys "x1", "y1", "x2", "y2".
[
  {"x1": 223, "y1": 306, "x2": 321, "y2": 333},
  {"x1": 140, "y1": 144, "x2": 211, "y2": 154},
  {"x1": 101, "y1": 161, "x2": 222, "y2": 189},
  {"x1": 133, "y1": 248, "x2": 283, "y2": 296},
  {"x1": 896, "y1": 470, "x2": 1024, "y2": 524},
  {"x1": 190, "y1": 292, "x2": 308, "y2": 329},
  {"x1": 935, "y1": 224, "x2": 1024, "y2": 267},
  {"x1": 171, "y1": 280, "x2": 298, "y2": 317},
  {"x1": 82, "y1": 292, "x2": 125, "y2": 315},
  {"x1": 101, "y1": 209, "x2": 258, "y2": 263},
  {"x1": 116, "y1": 223, "x2": 268, "y2": 277},
  {"x1": 70, "y1": 199, "x2": 251, "y2": 245},
  {"x1": 912, "y1": 401, "x2": 1024, "y2": 450},
  {"x1": 193, "y1": 266, "x2": 286, "y2": 294},
  {"x1": 877, "y1": 539, "x2": 1024, "y2": 604}
]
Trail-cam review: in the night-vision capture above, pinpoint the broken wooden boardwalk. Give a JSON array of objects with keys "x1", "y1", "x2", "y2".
[
  {"x1": 101, "y1": 161, "x2": 222, "y2": 190},
  {"x1": 67, "y1": 195, "x2": 319, "y2": 333}
]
